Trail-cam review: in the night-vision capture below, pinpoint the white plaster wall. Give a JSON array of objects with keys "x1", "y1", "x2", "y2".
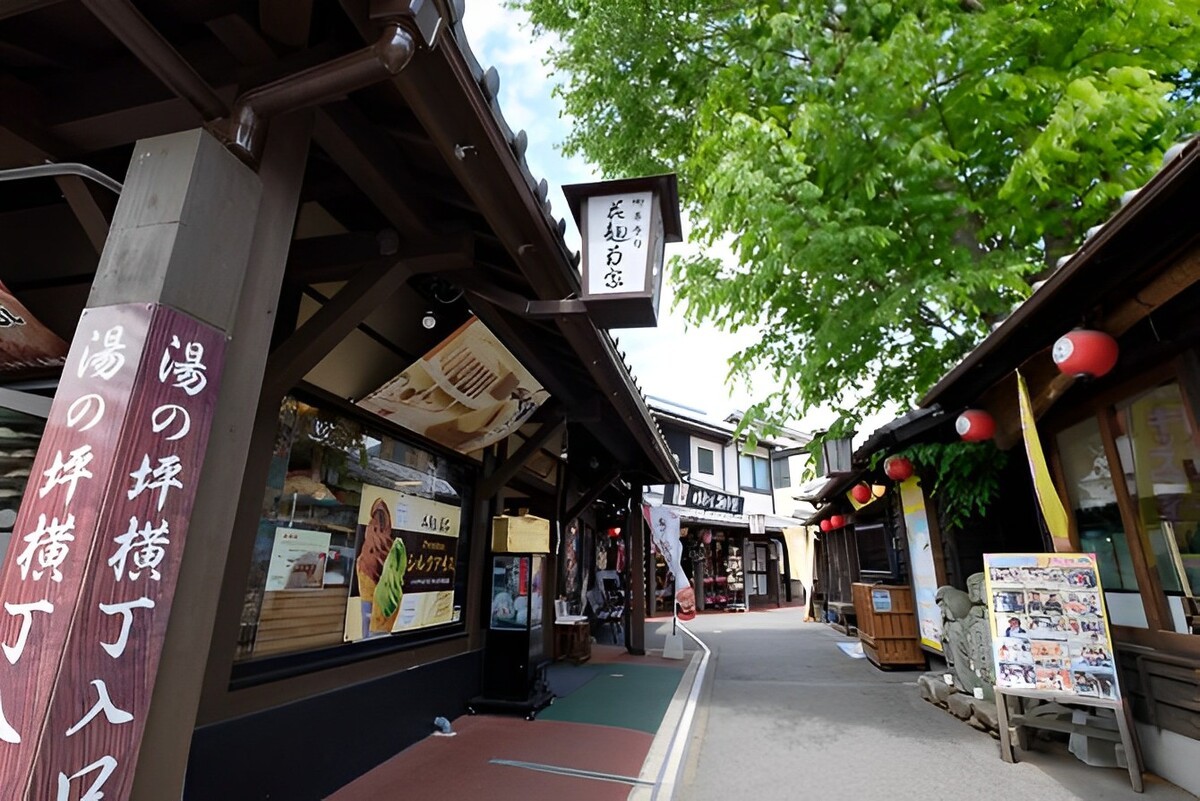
[
  {"x1": 772, "y1": 452, "x2": 810, "y2": 518},
  {"x1": 1136, "y1": 724, "x2": 1200, "y2": 796},
  {"x1": 689, "y1": 434, "x2": 725, "y2": 487}
]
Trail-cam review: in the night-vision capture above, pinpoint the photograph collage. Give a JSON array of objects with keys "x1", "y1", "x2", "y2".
[{"x1": 986, "y1": 554, "x2": 1119, "y2": 700}]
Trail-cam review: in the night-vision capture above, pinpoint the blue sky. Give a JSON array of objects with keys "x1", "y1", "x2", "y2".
[{"x1": 460, "y1": 6, "x2": 897, "y2": 439}]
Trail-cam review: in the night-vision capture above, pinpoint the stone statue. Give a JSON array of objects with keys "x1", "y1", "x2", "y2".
[{"x1": 936, "y1": 572, "x2": 995, "y2": 700}]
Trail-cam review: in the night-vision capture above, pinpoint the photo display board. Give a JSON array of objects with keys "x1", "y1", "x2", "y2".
[{"x1": 984, "y1": 553, "x2": 1120, "y2": 700}]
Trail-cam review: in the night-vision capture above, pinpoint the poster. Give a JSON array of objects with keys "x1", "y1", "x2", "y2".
[
  {"x1": 357, "y1": 317, "x2": 549, "y2": 454},
  {"x1": 984, "y1": 553, "x2": 1120, "y2": 700},
  {"x1": 265, "y1": 527, "x2": 331, "y2": 591},
  {"x1": 0, "y1": 279, "x2": 68, "y2": 373},
  {"x1": 344, "y1": 483, "x2": 462, "y2": 641},
  {"x1": 490, "y1": 554, "x2": 543, "y2": 630},
  {"x1": 900, "y1": 478, "x2": 943, "y2": 652}
]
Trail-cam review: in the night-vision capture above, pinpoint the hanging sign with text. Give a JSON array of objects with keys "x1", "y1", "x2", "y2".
[{"x1": 0, "y1": 302, "x2": 226, "y2": 801}]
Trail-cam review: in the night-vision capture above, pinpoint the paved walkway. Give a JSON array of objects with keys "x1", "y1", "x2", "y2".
[
  {"x1": 678, "y1": 607, "x2": 1193, "y2": 801},
  {"x1": 328, "y1": 607, "x2": 1194, "y2": 800},
  {"x1": 327, "y1": 642, "x2": 695, "y2": 801}
]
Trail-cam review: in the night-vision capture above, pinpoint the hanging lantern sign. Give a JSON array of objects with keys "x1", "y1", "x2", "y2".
[
  {"x1": 851, "y1": 483, "x2": 872, "y2": 504},
  {"x1": 829, "y1": 514, "x2": 846, "y2": 529},
  {"x1": 884, "y1": 455, "x2": 914, "y2": 482},
  {"x1": 562, "y1": 174, "x2": 683, "y2": 328},
  {"x1": 956, "y1": 409, "x2": 996, "y2": 442},
  {"x1": 1052, "y1": 329, "x2": 1119, "y2": 379}
]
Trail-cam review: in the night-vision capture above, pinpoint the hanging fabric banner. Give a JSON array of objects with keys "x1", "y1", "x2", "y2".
[{"x1": 1017, "y1": 370, "x2": 1072, "y2": 551}]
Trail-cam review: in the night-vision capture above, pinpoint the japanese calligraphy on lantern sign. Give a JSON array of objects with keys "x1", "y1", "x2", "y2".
[
  {"x1": 584, "y1": 190, "x2": 655, "y2": 296},
  {"x1": 0, "y1": 303, "x2": 226, "y2": 801}
]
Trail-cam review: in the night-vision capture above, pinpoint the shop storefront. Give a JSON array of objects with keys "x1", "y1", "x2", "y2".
[
  {"x1": 0, "y1": 5, "x2": 679, "y2": 800},
  {"x1": 913, "y1": 136, "x2": 1200, "y2": 792}
]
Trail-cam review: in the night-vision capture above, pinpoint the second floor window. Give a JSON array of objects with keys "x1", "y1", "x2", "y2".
[
  {"x1": 740, "y1": 454, "x2": 770, "y2": 492},
  {"x1": 697, "y1": 446, "x2": 715, "y2": 475},
  {"x1": 772, "y1": 458, "x2": 791, "y2": 489}
]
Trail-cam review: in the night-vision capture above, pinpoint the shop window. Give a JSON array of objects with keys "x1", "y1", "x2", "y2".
[
  {"x1": 856, "y1": 522, "x2": 892, "y2": 576},
  {"x1": 696, "y1": 446, "x2": 715, "y2": 475},
  {"x1": 235, "y1": 396, "x2": 472, "y2": 664},
  {"x1": 1113, "y1": 382, "x2": 1200, "y2": 597},
  {"x1": 0, "y1": 405, "x2": 49, "y2": 567},
  {"x1": 740, "y1": 454, "x2": 770, "y2": 492},
  {"x1": 1057, "y1": 417, "x2": 1138, "y2": 591},
  {"x1": 772, "y1": 457, "x2": 791, "y2": 489}
]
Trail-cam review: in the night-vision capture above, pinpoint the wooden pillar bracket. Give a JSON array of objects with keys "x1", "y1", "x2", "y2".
[
  {"x1": 564, "y1": 468, "x2": 622, "y2": 524},
  {"x1": 262, "y1": 237, "x2": 473, "y2": 400},
  {"x1": 477, "y1": 412, "x2": 565, "y2": 499}
]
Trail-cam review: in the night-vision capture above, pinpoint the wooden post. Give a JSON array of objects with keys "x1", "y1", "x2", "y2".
[{"x1": 0, "y1": 126, "x2": 293, "y2": 801}]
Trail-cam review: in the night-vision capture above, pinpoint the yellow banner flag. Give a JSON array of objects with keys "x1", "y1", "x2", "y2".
[{"x1": 1017, "y1": 370, "x2": 1073, "y2": 551}]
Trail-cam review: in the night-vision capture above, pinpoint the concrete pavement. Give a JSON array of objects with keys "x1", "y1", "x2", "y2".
[{"x1": 673, "y1": 607, "x2": 1192, "y2": 801}]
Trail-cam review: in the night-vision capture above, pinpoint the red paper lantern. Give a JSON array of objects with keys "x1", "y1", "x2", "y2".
[
  {"x1": 1052, "y1": 329, "x2": 1119, "y2": 379},
  {"x1": 819, "y1": 519, "x2": 832, "y2": 532},
  {"x1": 829, "y1": 514, "x2": 846, "y2": 528},
  {"x1": 851, "y1": 482, "x2": 872, "y2": 504},
  {"x1": 884, "y1": 455, "x2": 914, "y2": 482},
  {"x1": 607, "y1": 526, "x2": 622, "y2": 538},
  {"x1": 956, "y1": 409, "x2": 995, "y2": 442}
]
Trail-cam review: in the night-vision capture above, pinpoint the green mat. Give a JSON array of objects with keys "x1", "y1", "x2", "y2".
[{"x1": 539, "y1": 663, "x2": 686, "y2": 734}]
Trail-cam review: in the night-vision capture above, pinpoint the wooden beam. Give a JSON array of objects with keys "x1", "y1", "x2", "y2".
[
  {"x1": 260, "y1": 0, "x2": 313, "y2": 47},
  {"x1": 313, "y1": 103, "x2": 434, "y2": 242},
  {"x1": 284, "y1": 232, "x2": 466, "y2": 283},
  {"x1": 0, "y1": 124, "x2": 114, "y2": 253},
  {"x1": 262, "y1": 236, "x2": 472, "y2": 399},
  {"x1": 478, "y1": 412, "x2": 565, "y2": 499},
  {"x1": 1104, "y1": 244, "x2": 1200, "y2": 336},
  {"x1": 565, "y1": 468, "x2": 621, "y2": 524},
  {"x1": 0, "y1": 0, "x2": 61, "y2": 21}
]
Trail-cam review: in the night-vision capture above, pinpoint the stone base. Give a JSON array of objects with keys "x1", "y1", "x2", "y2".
[{"x1": 917, "y1": 676, "x2": 999, "y2": 735}]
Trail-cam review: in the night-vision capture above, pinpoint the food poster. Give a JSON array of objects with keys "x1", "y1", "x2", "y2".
[
  {"x1": 984, "y1": 554, "x2": 1119, "y2": 700},
  {"x1": 345, "y1": 483, "x2": 462, "y2": 641},
  {"x1": 357, "y1": 317, "x2": 549, "y2": 455},
  {"x1": 265, "y1": 527, "x2": 331, "y2": 591}
]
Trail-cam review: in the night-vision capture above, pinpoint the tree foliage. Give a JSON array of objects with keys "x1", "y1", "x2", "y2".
[{"x1": 519, "y1": 0, "x2": 1200, "y2": 432}]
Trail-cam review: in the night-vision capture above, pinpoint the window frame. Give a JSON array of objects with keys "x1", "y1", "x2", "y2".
[
  {"x1": 696, "y1": 446, "x2": 715, "y2": 476},
  {"x1": 739, "y1": 452, "x2": 772, "y2": 494},
  {"x1": 230, "y1": 383, "x2": 478, "y2": 686}
]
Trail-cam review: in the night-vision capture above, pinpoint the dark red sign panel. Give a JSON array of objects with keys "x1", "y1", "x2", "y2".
[{"x1": 0, "y1": 302, "x2": 225, "y2": 801}]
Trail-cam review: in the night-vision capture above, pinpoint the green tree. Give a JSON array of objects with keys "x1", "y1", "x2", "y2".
[{"x1": 520, "y1": 0, "x2": 1200, "y2": 434}]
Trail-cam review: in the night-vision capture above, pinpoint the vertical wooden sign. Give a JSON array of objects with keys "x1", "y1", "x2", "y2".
[{"x1": 0, "y1": 303, "x2": 225, "y2": 801}]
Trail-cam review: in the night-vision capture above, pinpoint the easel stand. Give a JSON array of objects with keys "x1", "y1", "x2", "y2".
[{"x1": 994, "y1": 687, "x2": 1144, "y2": 792}]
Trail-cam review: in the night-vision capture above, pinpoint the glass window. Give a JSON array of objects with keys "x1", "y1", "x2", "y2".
[
  {"x1": 739, "y1": 454, "x2": 770, "y2": 492},
  {"x1": 697, "y1": 447, "x2": 715, "y2": 475},
  {"x1": 236, "y1": 396, "x2": 473, "y2": 663},
  {"x1": 0, "y1": 405, "x2": 49, "y2": 567},
  {"x1": 1057, "y1": 416, "x2": 1139, "y2": 591},
  {"x1": 772, "y1": 457, "x2": 791, "y2": 489},
  {"x1": 1114, "y1": 382, "x2": 1200, "y2": 597}
]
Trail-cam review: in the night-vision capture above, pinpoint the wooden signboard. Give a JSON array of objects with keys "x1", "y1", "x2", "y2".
[{"x1": 0, "y1": 302, "x2": 225, "y2": 801}]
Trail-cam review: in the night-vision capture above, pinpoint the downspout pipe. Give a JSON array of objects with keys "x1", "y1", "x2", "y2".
[{"x1": 227, "y1": 23, "x2": 417, "y2": 164}]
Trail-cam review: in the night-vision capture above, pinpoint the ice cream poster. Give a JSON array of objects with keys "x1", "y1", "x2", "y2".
[
  {"x1": 344, "y1": 483, "x2": 462, "y2": 642},
  {"x1": 357, "y1": 317, "x2": 549, "y2": 454},
  {"x1": 983, "y1": 553, "x2": 1119, "y2": 701},
  {"x1": 265, "y1": 527, "x2": 331, "y2": 591}
]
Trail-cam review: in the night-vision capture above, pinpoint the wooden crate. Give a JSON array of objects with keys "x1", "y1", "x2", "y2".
[
  {"x1": 492, "y1": 514, "x2": 550, "y2": 553},
  {"x1": 852, "y1": 583, "x2": 926, "y2": 668}
]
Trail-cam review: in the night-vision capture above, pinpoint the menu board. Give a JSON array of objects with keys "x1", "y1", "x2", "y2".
[
  {"x1": 264, "y1": 527, "x2": 330, "y2": 591},
  {"x1": 984, "y1": 553, "x2": 1119, "y2": 700}
]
